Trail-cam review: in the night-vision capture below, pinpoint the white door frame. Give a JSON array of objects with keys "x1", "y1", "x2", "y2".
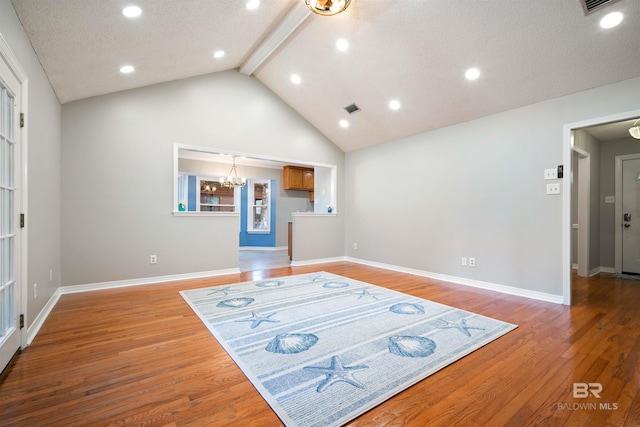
[
  {"x1": 563, "y1": 108, "x2": 640, "y2": 305},
  {"x1": 573, "y1": 146, "x2": 590, "y2": 278},
  {"x1": 0, "y1": 34, "x2": 28, "y2": 350},
  {"x1": 614, "y1": 153, "x2": 640, "y2": 273}
]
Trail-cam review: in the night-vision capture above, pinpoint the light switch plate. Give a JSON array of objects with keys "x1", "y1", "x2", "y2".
[
  {"x1": 605, "y1": 196, "x2": 615, "y2": 204},
  {"x1": 544, "y1": 169, "x2": 557, "y2": 180}
]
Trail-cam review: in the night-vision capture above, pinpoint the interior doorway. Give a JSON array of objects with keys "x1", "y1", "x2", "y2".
[
  {"x1": 239, "y1": 177, "x2": 291, "y2": 272},
  {"x1": 565, "y1": 110, "x2": 640, "y2": 305},
  {"x1": 615, "y1": 153, "x2": 640, "y2": 274}
]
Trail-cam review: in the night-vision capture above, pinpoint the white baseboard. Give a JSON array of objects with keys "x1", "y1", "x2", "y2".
[
  {"x1": 344, "y1": 257, "x2": 564, "y2": 304},
  {"x1": 291, "y1": 257, "x2": 345, "y2": 267},
  {"x1": 572, "y1": 266, "x2": 615, "y2": 276},
  {"x1": 25, "y1": 256, "x2": 566, "y2": 348},
  {"x1": 240, "y1": 246, "x2": 288, "y2": 251},
  {"x1": 58, "y1": 268, "x2": 241, "y2": 295},
  {"x1": 26, "y1": 289, "x2": 62, "y2": 346},
  {"x1": 23, "y1": 267, "x2": 240, "y2": 348}
]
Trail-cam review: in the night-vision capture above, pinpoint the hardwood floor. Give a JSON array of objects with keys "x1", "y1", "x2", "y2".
[
  {"x1": 1, "y1": 263, "x2": 639, "y2": 426},
  {"x1": 239, "y1": 249, "x2": 290, "y2": 272}
]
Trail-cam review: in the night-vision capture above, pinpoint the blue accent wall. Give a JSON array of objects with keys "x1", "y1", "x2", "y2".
[{"x1": 240, "y1": 180, "x2": 276, "y2": 247}]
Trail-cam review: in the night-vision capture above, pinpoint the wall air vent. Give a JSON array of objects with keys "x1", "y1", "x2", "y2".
[
  {"x1": 344, "y1": 103, "x2": 360, "y2": 114},
  {"x1": 580, "y1": 0, "x2": 621, "y2": 14}
]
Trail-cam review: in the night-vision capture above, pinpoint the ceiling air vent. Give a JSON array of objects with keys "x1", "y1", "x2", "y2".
[
  {"x1": 580, "y1": 0, "x2": 621, "y2": 14},
  {"x1": 344, "y1": 103, "x2": 360, "y2": 114}
]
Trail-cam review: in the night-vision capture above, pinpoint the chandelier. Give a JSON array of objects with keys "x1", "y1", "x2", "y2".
[
  {"x1": 305, "y1": 0, "x2": 351, "y2": 16},
  {"x1": 219, "y1": 156, "x2": 246, "y2": 188}
]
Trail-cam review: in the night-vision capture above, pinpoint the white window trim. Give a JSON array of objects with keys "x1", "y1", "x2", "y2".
[{"x1": 247, "y1": 179, "x2": 270, "y2": 234}]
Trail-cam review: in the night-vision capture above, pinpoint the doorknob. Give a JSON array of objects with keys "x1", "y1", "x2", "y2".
[{"x1": 625, "y1": 223, "x2": 631, "y2": 228}]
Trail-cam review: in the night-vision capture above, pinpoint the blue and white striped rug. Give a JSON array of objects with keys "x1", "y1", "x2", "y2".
[{"x1": 180, "y1": 272, "x2": 517, "y2": 427}]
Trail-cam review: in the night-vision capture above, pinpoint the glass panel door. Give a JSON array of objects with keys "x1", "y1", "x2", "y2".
[{"x1": 0, "y1": 56, "x2": 20, "y2": 372}]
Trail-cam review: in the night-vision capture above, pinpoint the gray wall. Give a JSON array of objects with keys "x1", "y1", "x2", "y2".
[
  {"x1": 293, "y1": 215, "x2": 342, "y2": 262},
  {"x1": 0, "y1": 0, "x2": 62, "y2": 330},
  {"x1": 61, "y1": 71, "x2": 344, "y2": 285},
  {"x1": 345, "y1": 76, "x2": 640, "y2": 297},
  {"x1": 573, "y1": 129, "x2": 601, "y2": 272},
  {"x1": 179, "y1": 158, "x2": 310, "y2": 247}
]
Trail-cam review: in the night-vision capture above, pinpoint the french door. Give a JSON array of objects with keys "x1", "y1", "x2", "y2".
[{"x1": 0, "y1": 49, "x2": 21, "y2": 373}]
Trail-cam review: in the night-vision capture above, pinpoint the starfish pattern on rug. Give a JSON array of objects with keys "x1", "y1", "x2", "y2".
[
  {"x1": 354, "y1": 289, "x2": 383, "y2": 300},
  {"x1": 206, "y1": 286, "x2": 236, "y2": 298},
  {"x1": 304, "y1": 356, "x2": 369, "y2": 392},
  {"x1": 437, "y1": 317, "x2": 485, "y2": 337},
  {"x1": 235, "y1": 311, "x2": 280, "y2": 329}
]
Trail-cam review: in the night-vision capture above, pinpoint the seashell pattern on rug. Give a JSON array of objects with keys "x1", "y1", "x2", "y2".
[
  {"x1": 216, "y1": 297, "x2": 255, "y2": 308},
  {"x1": 388, "y1": 335, "x2": 437, "y2": 358},
  {"x1": 266, "y1": 333, "x2": 319, "y2": 354},
  {"x1": 389, "y1": 302, "x2": 425, "y2": 315}
]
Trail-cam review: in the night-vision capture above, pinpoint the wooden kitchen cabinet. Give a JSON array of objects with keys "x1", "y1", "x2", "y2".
[{"x1": 283, "y1": 166, "x2": 314, "y2": 191}]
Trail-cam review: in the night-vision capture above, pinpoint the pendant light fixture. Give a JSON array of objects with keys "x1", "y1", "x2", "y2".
[
  {"x1": 629, "y1": 119, "x2": 640, "y2": 140},
  {"x1": 305, "y1": 0, "x2": 351, "y2": 16},
  {"x1": 219, "y1": 156, "x2": 246, "y2": 188}
]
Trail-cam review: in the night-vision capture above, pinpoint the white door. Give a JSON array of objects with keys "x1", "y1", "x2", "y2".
[
  {"x1": 0, "y1": 54, "x2": 21, "y2": 373},
  {"x1": 622, "y1": 157, "x2": 640, "y2": 274}
]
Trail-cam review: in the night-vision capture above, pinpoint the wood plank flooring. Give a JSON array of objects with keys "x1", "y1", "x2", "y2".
[{"x1": 1, "y1": 263, "x2": 639, "y2": 426}]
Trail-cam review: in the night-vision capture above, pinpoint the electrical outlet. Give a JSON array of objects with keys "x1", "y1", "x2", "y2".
[
  {"x1": 353, "y1": 243, "x2": 358, "y2": 250},
  {"x1": 461, "y1": 257, "x2": 467, "y2": 266},
  {"x1": 150, "y1": 255, "x2": 157, "y2": 264},
  {"x1": 546, "y1": 183, "x2": 560, "y2": 195},
  {"x1": 469, "y1": 258, "x2": 476, "y2": 267},
  {"x1": 33, "y1": 283, "x2": 37, "y2": 299}
]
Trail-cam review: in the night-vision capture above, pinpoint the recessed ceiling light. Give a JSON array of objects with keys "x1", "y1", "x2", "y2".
[
  {"x1": 290, "y1": 74, "x2": 301, "y2": 85},
  {"x1": 213, "y1": 50, "x2": 225, "y2": 59},
  {"x1": 465, "y1": 67, "x2": 480, "y2": 80},
  {"x1": 600, "y1": 12, "x2": 623, "y2": 29},
  {"x1": 122, "y1": 6, "x2": 142, "y2": 18},
  {"x1": 339, "y1": 120, "x2": 349, "y2": 128},
  {"x1": 120, "y1": 65, "x2": 135, "y2": 74},
  {"x1": 336, "y1": 39, "x2": 349, "y2": 52},
  {"x1": 246, "y1": 0, "x2": 260, "y2": 10},
  {"x1": 389, "y1": 100, "x2": 401, "y2": 110}
]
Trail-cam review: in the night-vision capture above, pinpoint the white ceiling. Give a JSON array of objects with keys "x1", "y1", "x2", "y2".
[{"x1": 10, "y1": 0, "x2": 640, "y2": 152}]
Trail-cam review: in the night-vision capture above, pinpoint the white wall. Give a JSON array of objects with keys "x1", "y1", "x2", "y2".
[
  {"x1": 61, "y1": 71, "x2": 344, "y2": 286},
  {"x1": 345, "y1": 76, "x2": 640, "y2": 297},
  {"x1": 0, "y1": 0, "x2": 61, "y2": 329}
]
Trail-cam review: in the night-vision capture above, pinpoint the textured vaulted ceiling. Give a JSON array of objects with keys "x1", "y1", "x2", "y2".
[{"x1": 10, "y1": 0, "x2": 640, "y2": 152}]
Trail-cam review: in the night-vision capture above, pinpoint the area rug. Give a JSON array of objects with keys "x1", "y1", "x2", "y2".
[{"x1": 180, "y1": 272, "x2": 517, "y2": 427}]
